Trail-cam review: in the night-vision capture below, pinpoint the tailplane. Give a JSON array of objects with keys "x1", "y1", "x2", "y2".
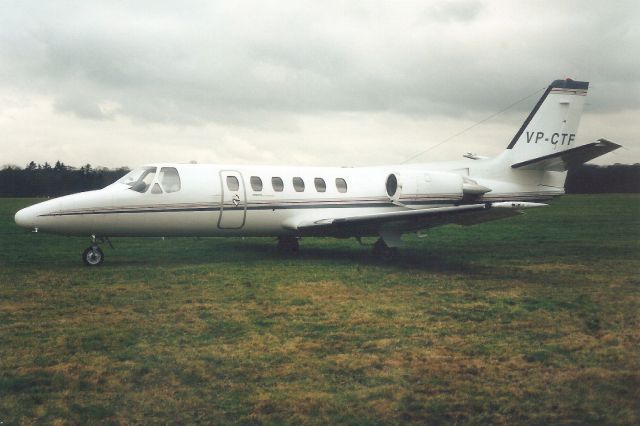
[{"x1": 511, "y1": 138, "x2": 621, "y2": 171}]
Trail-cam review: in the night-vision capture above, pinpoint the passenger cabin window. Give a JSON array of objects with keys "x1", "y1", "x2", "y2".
[
  {"x1": 250, "y1": 176, "x2": 263, "y2": 191},
  {"x1": 336, "y1": 178, "x2": 348, "y2": 193},
  {"x1": 314, "y1": 178, "x2": 326, "y2": 192},
  {"x1": 293, "y1": 177, "x2": 305, "y2": 192},
  {"x1": 226, "y1": 176, "x2": 240, "y2": 191},
  {"x1": 159, "y1": 167, "x2": 181, "y2": 193},
  {"x1": 118, "y1": 166, "x2": 157, "y2": 193},
  {"x1": 272, "y1": 177, "x2": 284, "y2": 192}
]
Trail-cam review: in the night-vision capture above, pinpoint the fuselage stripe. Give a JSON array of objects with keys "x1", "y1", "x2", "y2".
[{"x1": 39, "y1": 194, "x2": 557, "y2": 217}]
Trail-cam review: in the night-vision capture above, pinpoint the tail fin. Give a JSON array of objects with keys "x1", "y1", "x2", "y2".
[
  {"x1": 483, "y1": 79, "x2": 621, "y2": 193},
  {"x1": 506, "y1": 78, "x2": 589, "y2": 166}
]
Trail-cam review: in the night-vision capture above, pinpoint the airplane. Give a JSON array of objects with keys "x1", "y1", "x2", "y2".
[{"x1": 14, "y1": 78, "x2": 621, "y2": 265}]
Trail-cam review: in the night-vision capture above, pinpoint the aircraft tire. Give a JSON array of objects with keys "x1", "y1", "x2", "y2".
[
  {"x1": 83, "y1": 246, "x2": 104, "y2": 266},
  {"x1": 277, "y1": 236, "x2": 299, "y2": 255},
  {"x1": 373, "y1": 238, "x2": 398, "y2": 262}
]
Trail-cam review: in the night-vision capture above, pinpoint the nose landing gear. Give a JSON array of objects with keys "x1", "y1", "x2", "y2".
[
  {"x1": 83, "y1": 245, "x2": 104, "y2": 266},
  {"x1": 82, "y1": 235, "x2": 105, "y2": 266}
]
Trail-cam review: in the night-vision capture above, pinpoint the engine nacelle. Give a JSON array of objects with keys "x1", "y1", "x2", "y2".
[{"x1": 385, "y1": 171, "x2": 490, "y2": 204}]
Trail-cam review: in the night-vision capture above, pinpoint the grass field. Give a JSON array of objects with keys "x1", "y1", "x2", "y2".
[{"x1": 1, "y1": 195, "x2": 639, "y2": 424}]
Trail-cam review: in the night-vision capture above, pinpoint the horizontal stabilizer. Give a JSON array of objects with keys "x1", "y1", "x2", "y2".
[{"x1": 511, "y1": 139, "x2": 621, "y2": 171}]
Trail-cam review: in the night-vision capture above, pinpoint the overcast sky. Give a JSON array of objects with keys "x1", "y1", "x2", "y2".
[{"x1": 1, "y1": 0, "x2": 638, "y2": 169}]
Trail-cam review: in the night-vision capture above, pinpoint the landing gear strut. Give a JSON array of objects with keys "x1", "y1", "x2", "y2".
[
  {"x1": 277, "y1": 236, "x2": 300, "y2": 255},
  {"x1": 372, "y1": 238, "x2": 398, "y2": 261},
  {"x1": 82, "y1": 235, "x2": 104, "y2": 266}
]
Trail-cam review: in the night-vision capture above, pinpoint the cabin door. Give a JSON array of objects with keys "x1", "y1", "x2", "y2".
[{"x1": 218, "y1": 170, "x2": 247, "y2": 229}]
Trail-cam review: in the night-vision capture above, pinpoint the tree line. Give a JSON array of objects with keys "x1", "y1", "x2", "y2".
[
  {"x1": 0, "y1": 161, "x2": 638, "y2": 197},
  {"x1": 0, "y1": 162, "x2": 130, "y2": 197},
  {"x1": 564, "y1": 164, "x2": 640, "y2": 194}
]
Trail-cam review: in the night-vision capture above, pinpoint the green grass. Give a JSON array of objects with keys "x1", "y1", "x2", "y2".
[{"x1": 1, "y1": 195, "x2": 639, "y2": 424}]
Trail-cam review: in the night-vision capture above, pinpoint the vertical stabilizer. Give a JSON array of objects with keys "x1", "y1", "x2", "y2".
[{"x1": 506, "y1": 79, "x2": 588, "y2": 165}]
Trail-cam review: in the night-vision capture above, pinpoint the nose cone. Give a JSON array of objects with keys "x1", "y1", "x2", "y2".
[
  {"x1": 15, "y1": 206, "x2": 36, "y2": 229},
  {"x1": 14, "y1": 199, "x2": 58, "y2": 230}
]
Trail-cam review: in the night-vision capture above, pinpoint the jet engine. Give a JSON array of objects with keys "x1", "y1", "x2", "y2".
[{"x1": 384, "y1": 171, "x2": 490, "y2": 204}]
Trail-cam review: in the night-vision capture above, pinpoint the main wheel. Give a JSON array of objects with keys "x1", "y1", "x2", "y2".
[
  {"x1": 277, "y1": 236, "x2": 300, "y2": 255},
  {"x1": 372, "y1": 238, "x2": 398, "y2": 261},
  {"x1": 83, "y1": 246, "x2": 104, "y2": 266}
]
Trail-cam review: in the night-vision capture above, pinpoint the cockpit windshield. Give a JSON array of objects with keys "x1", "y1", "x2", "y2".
[{"x1": 117, "y1": 166, "x2": 157, "y2": 193}]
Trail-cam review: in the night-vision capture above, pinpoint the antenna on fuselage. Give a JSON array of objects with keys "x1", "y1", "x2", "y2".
[{"x1": 399, "y1": 85, "x2": 546, "y2": 164}]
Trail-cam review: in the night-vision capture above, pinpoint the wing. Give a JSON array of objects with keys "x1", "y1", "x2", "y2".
[{"x1": 283, "y1": 202, "x2": 546, "y2": 237}]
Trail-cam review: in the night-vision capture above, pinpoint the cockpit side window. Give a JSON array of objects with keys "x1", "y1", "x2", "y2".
[
  {"x1": 118, "y1": 167, "x2": 157, "y2": 193},
  {"x1": 159, "y1": 167, "x2": 181, "y2": 193}
]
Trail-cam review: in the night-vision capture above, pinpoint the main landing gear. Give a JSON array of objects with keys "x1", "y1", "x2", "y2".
[
  {"x1": 277, "y1": 236, "x2": 300, "y2": 255},
  {"x1": 372, "y1": 238, "x2": 399, "y2": 261},
  {"x1": 82, "y1": 235, "x2": 105, "y2": 266}
]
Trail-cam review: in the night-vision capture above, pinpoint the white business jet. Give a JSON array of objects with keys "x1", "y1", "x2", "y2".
[{"x1": 15, "y1": 79, "x2": 620, "y2": 265}]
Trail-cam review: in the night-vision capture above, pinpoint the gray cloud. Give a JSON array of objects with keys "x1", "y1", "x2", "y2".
[
  {"x1": 1, "y1": 1, "x2": 637, "y2": 123},
  {"x1": 0, "y1": 0, "x2": 639, "y2": 166},
  {"x1": 426, "y1": 0, "x2": 484, "y2": 22}
]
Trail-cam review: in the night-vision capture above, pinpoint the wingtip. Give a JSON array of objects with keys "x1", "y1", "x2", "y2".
[{"x1": 596, "y1": 138, "x2": 622, "y2": 149}]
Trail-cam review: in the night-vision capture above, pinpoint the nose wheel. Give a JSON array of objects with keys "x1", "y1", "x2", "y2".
[
  {"x1": 83, "y1": 245, "x2": 104, "y2": 266},
  {"x1": 82, "y1": 234, "x2": 106, "y2": 266}
]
